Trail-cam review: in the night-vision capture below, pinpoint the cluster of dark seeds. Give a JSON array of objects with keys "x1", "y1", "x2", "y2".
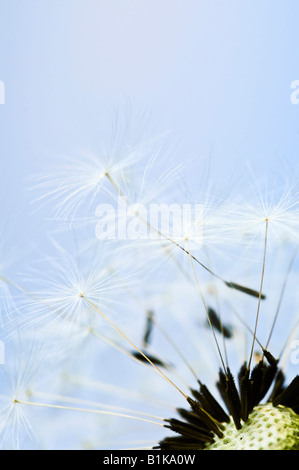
[{"x1": 156, "y1": 351, "x2": 299, "y2": 450}]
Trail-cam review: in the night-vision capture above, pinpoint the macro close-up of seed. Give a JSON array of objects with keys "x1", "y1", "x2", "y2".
[{"x1": 0, "y1": 1, "x2": 299, "y2": 454}]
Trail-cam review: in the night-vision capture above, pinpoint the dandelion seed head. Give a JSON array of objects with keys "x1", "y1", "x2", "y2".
[
  {"x1": 206, "y1": 404, "x2": 299, "y2": 450},
  {"x1": 2, "y1": 104, "x2": 299, "y2": 450}
]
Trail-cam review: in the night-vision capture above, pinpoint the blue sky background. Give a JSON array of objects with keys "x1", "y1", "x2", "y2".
[
  {"x1": 0, "y1": 1, "x2": 299, "y2": 448},
  {"x1": 0, "y1": 0, "x2": 298, "y2": 297},
  {"x1": 0, "y1": 0, "x2": 298, "y2": 283},
  {"x1": 1, "y1": 1, "x2": 299, "y2": 207}
]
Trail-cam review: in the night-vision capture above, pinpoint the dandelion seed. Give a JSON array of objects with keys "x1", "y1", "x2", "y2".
[{"x1": 205, "y1": 307, "x2": 233, "y2": 339}]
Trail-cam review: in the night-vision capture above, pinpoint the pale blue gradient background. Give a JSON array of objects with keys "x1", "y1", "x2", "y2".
[
  {"x1": 0, "y1": 3, "x2": 298, "y2": 333},
  {"x1": 0, "y1": 0, "x2": 299, "y2": 449},
  {"x1": 1, "y1": 0, "x2": 299, "y2": 213},
  {"x1": 1, "y1": 0, "x2": 299, "y2": 339}
]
